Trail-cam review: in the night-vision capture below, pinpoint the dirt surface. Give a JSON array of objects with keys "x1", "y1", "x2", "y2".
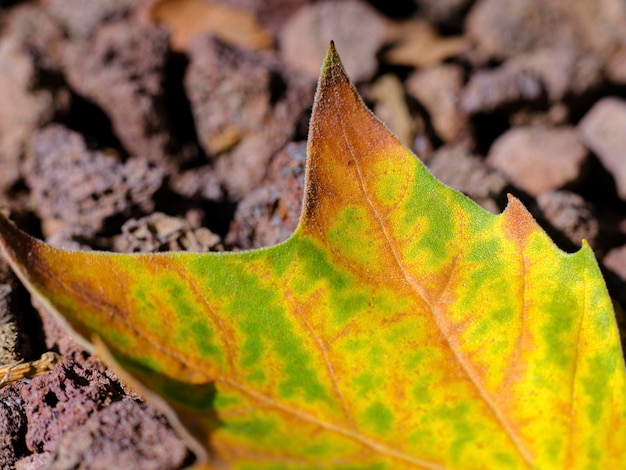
[{"x1": 1, "y1": 0, "x2": 626, "y2": 468}]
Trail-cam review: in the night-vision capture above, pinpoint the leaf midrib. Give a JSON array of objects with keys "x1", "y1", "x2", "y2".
[{"x1": 338, "y1": 119, "x2": 534, "y2": 468}]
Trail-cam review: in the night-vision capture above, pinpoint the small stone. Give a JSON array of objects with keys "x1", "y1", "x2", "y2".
[
  {"x1": 535, "y1": 190, "x2": 599, "y2": 248},
  {"x1": 185, "y1": 37, "x2": 310, "y2": 198},
  {"x1": 168, "y1": 165, "x2": 224, "y2": 201},
  {"x1": 113, "y1": 212, "x2": 222, "y2": 253},
  {"x1": 23, "y1": 125, "x2": 164, "y2": 237},
  {"x1": 0, "y1": 384, "x2": 26, "y2": 468},
  {"x1": 606, "y1": 46, "x2": 626, "y2": 84},
  {"x1": 461, "y1": 46, "x2": 604, "y2": 115},
  {"x1": 406, "y1": 64, "x2": 468, "y2": 143},
  {"x1": 226, "y1": 142, "x2": 306, "y2": 249},
  {"x1": 487, "y1": 126, "x2": 588, "y2": 196},
  {"x1": 508, "y1": 47, "x2": 602, "y2": 101},
  {"x1": 60, "y1": 21, "x2": 173, "y2": 162},
  {"x1": 45, "y1": 0, "x2": 137, "y2": 40},
  {"x1": 22, "y1": 359, "x2": 123, "y2": 453},
  {"x1": 578, "y1": 97, "x2": 626, "y2": 201},
  {"x1": 466, "y1": 0, "x2": 577, "y2": 60},
  {"x1": 0, "y1": 7, "x2": 56, "y2": 195},
  {"x1": 461, "y1": 67, "x2": 544, "y2": 115},
  {"x1": 426, "y1": 145, "x2": 507, "y2": 213},
  {"x1": 412, "y1": 0, "x2": 474, "y2": 28},
  {"x1": 15, "y1": 451, "x2": 53, "y2": 470},
  {"x1": 279, "y1": 0, "x2": 387, "y2": 82},
  {"x1": 47, "y1": 400, "x2": 187, "y2": 470},
  {"x1": 224, "y1": 0, "x2": 309, "y2": 32},
  {"x1": 604, "y1": 245, "x2": 626, "y2": 283}
]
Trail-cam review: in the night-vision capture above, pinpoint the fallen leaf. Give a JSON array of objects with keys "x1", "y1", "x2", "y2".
[
  {"x1": 150, "y1": 0, "x2": 273, "y2": 52},
  {"x1": 1, "y1": 44, "x2": 625, "y2": 469}
]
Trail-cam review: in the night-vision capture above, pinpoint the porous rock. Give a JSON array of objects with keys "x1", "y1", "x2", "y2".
[
  {"x1": 185, "y1": 37, "x2": 310, "y2": 198},
  {"x1": 47, "y1": 399, "x2": 188, "y2": 470},
  {"x1": 60, "y1": 21, "x2": 173, "y2": 162},
  {"x1": 578, "y1": 97, "x2": 626, "y2": 201},
  {"x1": 466, "y1": 0, "x2": 577, "y2": 60},
  {"x1": 21, "y1": 358, "x2": 124, "y2": 453},
  {"x1": 45, "y1": 0, "x2": 137, "y2": 40},
  {"x1": 0, "y1": 6, "x2": 56, "y2": 196},
  {"x1": 114, "y1": 212, "x2": 222, "y2": 253},
  {"x1": 426, "y1": 145, "x2": 507, "y2": 213},
  {"x1": 406, "y1": 64, "x2": 468, "y2": 143},
  {"x1": 461, "y1": 67, "x2": 544, "y2": 115},
  {"x1": 535, "y1": 190, "x2": 599, "y2": 248},
  {"x1": 279, "y1": 0, "x2": 387, "y2": 82},
  {"x1": 604, "y1": 245, "x2": 626, "y2": 283},
  {"x1": 226, "y1": 142, "x2": 306, "y2": 248},
  {"x1": 487, "y1": 126, "x2": 588, "y2": 196},
  {"x1": 0, "y1": 384, "x2": 27, "y2": 468},
  {"x1": 23, "y1": 125, "x2": 164, "y2": 237}
]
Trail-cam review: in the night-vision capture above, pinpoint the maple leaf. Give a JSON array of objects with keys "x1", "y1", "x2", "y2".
[{"x1": 1, "y1": 43, "x2": 626, "y2": 469}]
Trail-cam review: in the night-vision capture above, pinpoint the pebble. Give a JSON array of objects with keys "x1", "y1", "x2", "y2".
[
  {"x1": 487, "y1": 126, "x2": 588, "y2": 196},
  {"x1": 578, "y1": 97, "x2": 626, "y2": 201}
]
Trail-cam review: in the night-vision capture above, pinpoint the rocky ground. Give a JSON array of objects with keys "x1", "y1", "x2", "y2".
[{"x1": 1, "y1": 0, "x2": 626, "y2": 468}]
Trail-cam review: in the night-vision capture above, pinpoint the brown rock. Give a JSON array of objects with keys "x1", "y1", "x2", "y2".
[
  {"x1": 61, "y1": 21, "x2": 173, "y2": 162},
  {"x1": 168, "y1": 165, "x2": 224, "y2": 202},
  {"x1": 535, "y1": 190, "x2": 599, "y2": 248},
  {"x1": 226, "y1": 142, "x2": 306, "y2": 249},
  {"x1": 412, "y1": 0, "x2": 474, "y2": 27},
  {"x1": 606, "y1": 45, "x2": 626, "y2": 84},
  {"x1": 37, "y1": 305, "x2": 89, "y2": 361},
  {"x1": 15, "y1": 452, "x2": 53, "y2": 470},
  {"x1": 22, "y1": 359, "x2": 124, "y2": 453},
  {"x1": 509, "y1": 47, "x2": 602, "y2": 101},
  {"x1": 0, "y1": 7, "x2": 55, "y2": 196},
  {"x1": 23, "y1": 125, "x2": 164, "y2": 237},
  {"x1": 4, "y1": 4, "x2": 65, "y2": 73},
  {"x1": 47, "y1": 399, "x2": 188, "y2": 470},
  {"x1": 510, "y1": 103, "x2": 570, "y2": 128},
  {"x1": 223, "y1": 0, "x2": 309, "y2": 32},
  {"x1": 426, "y1": 145, "x2": 507, "y2": 213},
  {"x1": 604, "y1": 244, "x2": 626, "y2": 282},
  {"x1": 487, "y1": 126, "x2": 588, "y2": 197},
  {"x1": 113, "y1": 212, "x2": 222, "y2": 253},
  {"x1": 461, "y1": 67, "x2": 544, "y2": 115},
  {"x1": 279, "y1": 0, "x2": 387, "y2": 82},
  {"x1": 578, "y1": 97, "x2": 626, "y2": 201},
  {"x1": 466, "y1": 0, "x2": 577, "y2": 60},
  {"x1": 463, "y1": 47, "x2": 602, "y2": 116},
  {"x1": 185, "y1": 37, "x2": 310, "y2": 198},
  {"x1": 0, "y1": 384, "x2": 27, "y2": 467},
  {"x1": 467, "y1": 0, "x2": 626, "y2": 65},
  {"x1": 45, "y1": 0, "x2": 137, "y2": 39},
  {"x1": 560, "y1": 0, "x2": 626, "y2": 54},
  {"x1": 406, "y1": 64, "x2": 468, "y2": 143}
]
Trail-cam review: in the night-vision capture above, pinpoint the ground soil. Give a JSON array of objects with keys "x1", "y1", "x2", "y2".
[{"x1": 1, "y1": 0, "x2": 626, "y2": 468}]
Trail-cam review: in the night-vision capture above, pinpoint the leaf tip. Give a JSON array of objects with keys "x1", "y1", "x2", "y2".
[{"x1": 321, "y1": 40, "x2": 345, "y2": 80}]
